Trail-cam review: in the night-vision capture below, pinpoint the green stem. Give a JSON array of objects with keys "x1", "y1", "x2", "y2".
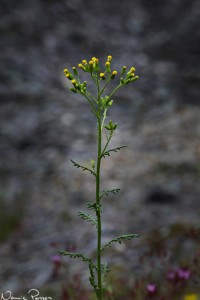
[
  {"x1": 96, "y1": 79, "x2": 102, "y2": 300},
  {"x1": 81, "y1": 92, "x2": 98, "y2": 117},
  {"x1": 100, "y1": 79, "x2": 111, "y2": 96},
  {"x1": 108, "y1": 83, "x2": 122, "y2": 99},
  {"x1": 101, "y1": 108, "x2": 108, "y2": 131},
  {"x1": 101, "y1": 131, "x2": 113, "y2": 157}
]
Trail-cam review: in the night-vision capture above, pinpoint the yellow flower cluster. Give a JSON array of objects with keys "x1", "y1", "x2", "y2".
[
  {"x1": 63, "y1": 55, "x2": 139, "y2": 92},
  {"x1": 78, "y1": 57, "x2": 100, "y2": 73}
]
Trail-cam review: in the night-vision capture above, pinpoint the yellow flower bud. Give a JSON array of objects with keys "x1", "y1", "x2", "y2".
[
  {"x1": 127, "y1": 67, "x2": 136, "y2": 78},
  {"x1": 122, "y1": 66, "x2": 126, "y2": 75},
  {"x1": 71, "y1": 79, "x2": 77, "y2": 86},
  {"x1": 130, "y1": 73, "x2": 135, "y2": 77},
  {"x1": 65, "y1": 72, "x2": 73, "y2": 80},
  {"x1": 105, "y1": 61, "x2": 111, "y2": 73},
  {"x1": 63, "y1": 69, "x2": 68, "y2": 74},
  {"x1": 107, "y1": 55, "x2": 112, "y2": 62},
  {"x1": 78, "y1": 63, "x2": 86, "y2": 72},
  {"x1": 130, "y1": 67, "x2": 136, "y2": 72},
  {"x1": 82, "y1": 60, "x2": 87, "y2": 65},
  {"x1": 111, "y1": 70, "x2": 117, "y2": 79},
  {"x1": 100, "y1": 73, "x2": 106, "y2": 80},
  {"x1": 72, "y1": 67, "x2": 78, "y2": 75},
  {"x1": 92, "y1": 57, "x2": 97, "y2": 61},
  {"x1": 88, "y1": 60, "x2": 94, "y2": 72}
]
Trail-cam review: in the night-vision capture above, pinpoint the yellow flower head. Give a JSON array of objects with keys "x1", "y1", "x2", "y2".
[
  {"x1": 130, "y1": 73, "x2": 135, "y2": 77},
  {"x1": 89, "y1": 60, "x2": 94, "y2": 65},
  {"x1": 82, "y1": 60, "x2": 87, "y2": 65},
  {"x1": 72, "y1": 66, "x2": 78, "y2": 75},
  {"x1": 63, "y1": 69, "x2": 68, "y2": 74},
  {"x1": 105, "y1": 61, "x2": 110, "y2": 67},
  {"x1": 92, "y1": 57, "x2": 97, "y2": 62},
  {"x1": 107, "y1": 55, "x2": 112, "y2": 62},
  {"x1": 130, "y1": 67, "x2": 136, "y2": 72},
  {"x1": 100, "y1": 73, "x2": 105, "y2": 77},
  {"x1": 71, "y1": 79, "x2": 76, "y2": 85},
  {"x1": 78, "y1": 63, "x2": 83, "y2": 68},
  {"x1": 110, "y1": 70, "x2": 117, "y2": 79}
]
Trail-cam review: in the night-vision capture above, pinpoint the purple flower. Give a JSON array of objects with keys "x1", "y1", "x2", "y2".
[
  {"x1": 177, "y1": 268, "x2": 191, "y2": 280},
  {"x1": 146, "y1": 283, "x2": 157, "y2": 296},
  {"x1": 167, "y1": 268, "x2": 191, "y2": 284}
]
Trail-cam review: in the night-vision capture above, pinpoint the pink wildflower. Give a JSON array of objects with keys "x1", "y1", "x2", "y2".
[{"x1": 146, "y1": 283, "x2": 157, "y2": 296}]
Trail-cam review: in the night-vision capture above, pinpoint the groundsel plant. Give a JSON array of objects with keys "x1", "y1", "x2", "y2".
[{"x1": 59, "y1": 55, "x2": 141, "y2": 300}]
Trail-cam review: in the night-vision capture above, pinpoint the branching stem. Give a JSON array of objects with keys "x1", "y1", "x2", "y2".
[{"x1": 96, "y1": 77, "x2": 102, "y2": 300}]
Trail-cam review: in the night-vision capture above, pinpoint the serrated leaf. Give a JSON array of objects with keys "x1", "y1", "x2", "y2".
[
  {"x1": 101, "y1": 234, "x2": 141, "y2": 252},
  {"x1": 101, "y1": 146, "x2": 127, "y2": 158},
  {"x1": 78, "y1": 211, "x2": 97, "y2": 226},
  {"x1": 70, "y1": 159, "x2": 96, "y2": 176},
  {"x1": 100, "y1": 188, "x2": 120, "y2": 199}
]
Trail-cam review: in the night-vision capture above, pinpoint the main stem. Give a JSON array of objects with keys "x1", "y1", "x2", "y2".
[{"x1": 96, "y1": 82, "x2": 102, "y2": 300}]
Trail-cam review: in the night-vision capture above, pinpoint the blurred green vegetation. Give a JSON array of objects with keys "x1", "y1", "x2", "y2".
[{"x1": 0, "y1": 193, "x2": 26, "y2": 243}]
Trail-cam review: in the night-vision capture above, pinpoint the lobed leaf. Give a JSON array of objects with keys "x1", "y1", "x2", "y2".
[
  {"x1": 86, "y1": 202, "x2": 97, "y2": 211},
  {"x1": 78, "y1": 211, "x2": 97, "y2": 226},
  {"x1": 89, "y1": 263, "x2": 97, "y2": 291},
  {"x1": 58, "y1": 251, "x2": 97, "y2": 269},
  {"x1": 70, "y1": 159, "x2": 96, "y2": 176},
  {"x1": 99, "y1": 188, "x2": 120, "y2": 199},
  {"x1": 101, "y1": 146, "x2": 127, "y2": 158},
  {"x1": 101, "y1": 234, "x2": 141, "y2": 252}
]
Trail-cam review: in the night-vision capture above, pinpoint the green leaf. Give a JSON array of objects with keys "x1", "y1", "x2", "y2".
[
  {"x1": 78, "y1": 211, "x2": 97, "y2": 226},
  {"x1": 86, "y1": 202, "x2": 97, "y2": 211},
  {"x1": 70, "y1": 159, "x2": 96, "y2": 176},
  {"x1": 58, "y1": 251, "x2": 97, "y2": 269},
  {"x1": 101, "y1": 146, "x2": 127, "y2": 158},
  {"x1": 59, "y1": 251, "x2": 98, "y2": 293},
  {"x1": 89, "y1": 263, "x2": 97, "y2": 291},
  {"x1": 100, "y1": 189, "x2": 120, "y2": 199},
  {"x1": 101, "y1": 234, "x2": 141, "y2": 252}
]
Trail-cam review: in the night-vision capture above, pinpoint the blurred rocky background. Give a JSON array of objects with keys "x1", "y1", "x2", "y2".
[{"x1": 0, "y1": 0, "x2": 200, "y2": 295}]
